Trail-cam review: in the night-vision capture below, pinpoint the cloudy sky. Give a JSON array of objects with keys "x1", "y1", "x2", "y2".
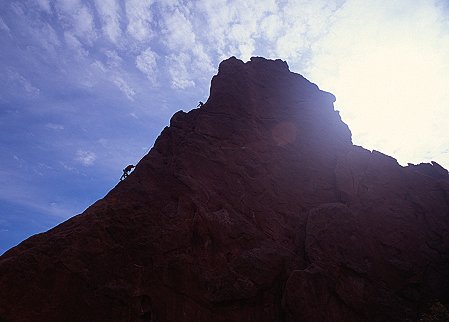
[{"x1": 1, "y1": 0, "x2": 449, "y2": 253}]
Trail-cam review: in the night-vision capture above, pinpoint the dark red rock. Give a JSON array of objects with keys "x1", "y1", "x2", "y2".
[{"x1": 1, "y1": 57, "x2": 448, "y2": 322}]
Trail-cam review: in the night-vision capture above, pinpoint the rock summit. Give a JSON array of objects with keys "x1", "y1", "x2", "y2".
[{"x1": 1, "y1": 57, "x2": 449, "y2": 322}]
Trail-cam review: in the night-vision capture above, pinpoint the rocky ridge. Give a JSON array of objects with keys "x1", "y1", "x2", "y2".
[{"x1": 0, "y1": 57, "x2": 449, "y2": 322}]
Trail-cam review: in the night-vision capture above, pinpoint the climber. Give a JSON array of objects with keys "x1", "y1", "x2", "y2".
[
  {"x1": 197, "y1": 101, "x2": 204, "y2": 107},
  {"x1": 120, "y1": 164, "x2": 135, "y2": 181}
]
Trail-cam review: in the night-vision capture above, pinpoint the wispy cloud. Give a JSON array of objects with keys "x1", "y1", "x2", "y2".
[
  {"x1": 166, "y1": 53, "x2": 195, "y2": 89},
  {"x1": 161, "y1": 7, "x2": 196, "y2": 51},
  {"x1": 136, "y1": 48, "x2": 158, "y2": 84},
  {"x1": 76, "y1": 150, "x2": 96, "y2": 166},
  {"x1": 125, "y1": 0, "x2": 154, "y2": 42},
  {"x1": 0, "y1": 16, "x2": 10, "y2": 32},
  {"x1": 36, "y1": 0, "x2": 52, "y2": 14},
  {"x1": 46, "y1": 123, "x2": 65, "y2": 130},
  {"x1": 55, "y1": 0, "x2": 97, "y2": 44},
  {"x1": 63, "y1": 31, "x2": 88, "y2": 57},
  {"x1": 94, "y1": 0, "x2": 122, "y2": 44},
  {"x1": 7, "y1": 69, "x2": 40, "y2": 97},
  {"x1": 104, "y1": 50, "x2": 123, "y2": 68},
  {"x1": 112, "y1": 76, "x2": 136, "y2": 100}
]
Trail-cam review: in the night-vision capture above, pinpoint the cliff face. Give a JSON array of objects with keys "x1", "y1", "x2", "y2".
[{"x1": 1, "y1": 57, "x2": 449, "y2": 322}]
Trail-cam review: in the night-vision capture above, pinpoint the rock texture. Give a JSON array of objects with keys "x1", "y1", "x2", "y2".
[{"x1": 1, "y1": 57, "x2": 449, "y2": 322}]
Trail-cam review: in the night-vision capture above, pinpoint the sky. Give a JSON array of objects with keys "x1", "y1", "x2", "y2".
[{"x1": 1, "y1": 0, "x2": 449, "y2": 254}]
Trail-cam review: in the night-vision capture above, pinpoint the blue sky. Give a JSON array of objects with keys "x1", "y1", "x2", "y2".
[{"x1": 1, "y1": 0, "x2": 449, "y2": 254}]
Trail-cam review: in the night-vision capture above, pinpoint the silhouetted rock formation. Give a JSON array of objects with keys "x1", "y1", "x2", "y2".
[{"x1": 1, "y1": 57, "x2": 449, "y2": 322}]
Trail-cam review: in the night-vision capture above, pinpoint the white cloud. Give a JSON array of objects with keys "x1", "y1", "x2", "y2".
[
  {"x1": 105, "y1": 50, "x2": 122, "y2": 68},
  {"x1": 136, "y1": 48, "x2": 158, "y2": 83},
  {"x1": 92, "y1": 60, "x2": 107, "y2": 72},
  {"x1": 199, "y1": 0, "x2": 341, "y2": 62},
  {"x1": 55, "y1": 0, "x2": 82, "y2": 14},
  {"x1": 125, "y1": 0, "x2": 154, "y2": 42},
  {"x1": 7, "y1": 69, "x2": 40, "y2": 97},
  {"x1": 72, "y1": 6, "x2": 96, "y2": 41},
  {"x1": 166, "y1": 53, "x2": 195, "y2": 89},
  {"x1": 260, "y1": 14, "x2": 282, "y2": 41},
  {"x1": 0, "y1": 16, "x2": 10, "y2": 32},
  {"x1": 76, "y1": 150, "x2": 96, "y2": 166},
  {"x1": 194, "y1": 0, "x2": 256, "y2": 58},
  {"x1": 194, "y1": 0, "x2": 231, "y2": 53},
  {"x1": 270, "y1": 1, "x2": 343, "y2": 61},
  {"x1": 112, "y1": 76, "x2": 136, "y2": 100},
  {"x1": 46, "y1": 123, "x2": 65, "y2": 130},
  {"x1": 35, "y1": 23, "x2": 61, "y2": 54},
  {"x1": 191, "y1": 44, "x2": 214, "y2": 74},
  {"x1": 10, "y1": 3, "x2": 25, "y2": 17},
  {"x1": 275, "y1": 33, "x2": 305, "y2": 61},
  {"x1": 157, "y1": 4, "x2": 214, "y2": 83},
  {"x1": 161, "y1": 8, "x2": 196, "y2": 51},
  {"x1": 37, "y1": 0, "x2": 52, "y2": 13},
  {"x1": 64, "y1": 31, "x2": 88, "y2": 57},
  {"x1": 55, "y1": 0, "x2": 97, "y2": 43},
  {"x1": 94, "y1": 0, "x2": 121, "y2": 43}
]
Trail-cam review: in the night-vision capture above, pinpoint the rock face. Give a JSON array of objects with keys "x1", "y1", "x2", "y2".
[{"x1": 1, "y1": 57, "x2": 449, "y2": 322}]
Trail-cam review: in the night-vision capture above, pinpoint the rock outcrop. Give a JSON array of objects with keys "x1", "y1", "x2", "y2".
[{"x1": 1, "y1": 57, "x2": 448, "y2": 322}]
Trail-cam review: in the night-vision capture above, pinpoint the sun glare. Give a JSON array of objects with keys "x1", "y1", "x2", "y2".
[
  {"x1": 306, "y1": 1, "x2": 449, "y2": 168},
  {"x1": 314, "y1": 40, "x2": 448, "y2": 165}
]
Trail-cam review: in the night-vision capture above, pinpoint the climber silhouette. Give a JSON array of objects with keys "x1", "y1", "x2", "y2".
[
  {"x1": 120, "y1": 164, "x2": 135, "y2": 181},
  {"x1": 197, "y1": 101, "x2": 204, "y2": 107}
]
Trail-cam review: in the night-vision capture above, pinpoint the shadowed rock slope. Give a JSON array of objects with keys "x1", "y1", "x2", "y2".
[{"x1": 1, "y1": 57, "x2": 449, "y2": 322}]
